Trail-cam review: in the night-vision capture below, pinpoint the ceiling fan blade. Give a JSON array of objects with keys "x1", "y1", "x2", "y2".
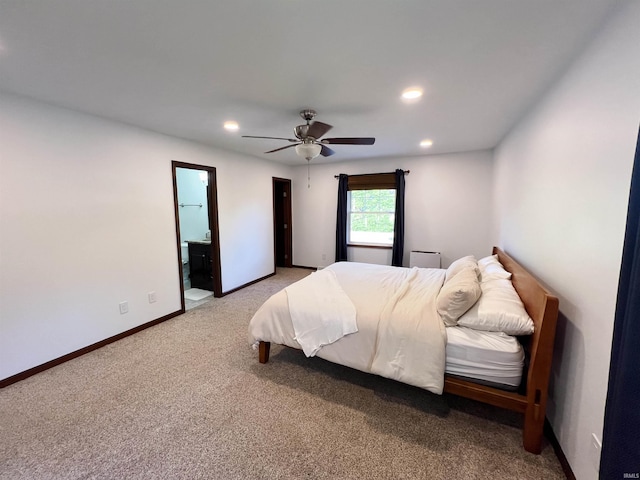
[
  {"x1": 264, "y1": 143, "x2": 299, "y2": 154},
  {"x1": 306, "y1": 121, "x2": 333, "y2": 140},
  {"x1": 322, "y1": 137, "x2": 376, "y2": 145},
  {"x1": 242, "y1": 135, "x2": 298, "y2": 142},
  {"x1": 320, "y1": 145, "x2": 335, "y2": 157}
]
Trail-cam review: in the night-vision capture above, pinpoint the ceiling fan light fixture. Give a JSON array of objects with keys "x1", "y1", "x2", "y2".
[{"x1": 295, "y1": 143, "x2": 322, "y2": 160}]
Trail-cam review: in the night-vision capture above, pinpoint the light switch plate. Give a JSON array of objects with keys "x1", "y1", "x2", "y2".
[{"x1": 119, "y1": 301, "x2": 129, "y2": 314}]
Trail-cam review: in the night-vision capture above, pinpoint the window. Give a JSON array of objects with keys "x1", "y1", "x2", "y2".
[
  {"x1": 336, "y1": 170, "x2": 405, "y2": 265},
  {"x1": 348, "y1": 189, "x2": 396, "y2": 246}
]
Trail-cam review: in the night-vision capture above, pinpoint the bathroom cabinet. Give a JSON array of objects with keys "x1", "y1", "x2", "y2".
[{"x1": 188, "y1": 242, "x2": 213, "y2": 291}]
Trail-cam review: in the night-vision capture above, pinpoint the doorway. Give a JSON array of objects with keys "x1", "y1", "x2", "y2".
[
  {"x1": 172, "y1": 161, "x2": 222, "y2": 311},
  {"x1": 273, "y1": 177, "x2": 292, "y2": 268}
]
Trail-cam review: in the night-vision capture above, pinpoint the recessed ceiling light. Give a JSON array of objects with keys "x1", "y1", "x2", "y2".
[
  {"x1": 420, "y1": 139, "x2": 433, "y2": 148},
  {"x1": 223, "y1": 121, "x2": 239, "y2": 131},
  {"x1": 401, "y1": 87, "x2": 423, "y2": 100}
]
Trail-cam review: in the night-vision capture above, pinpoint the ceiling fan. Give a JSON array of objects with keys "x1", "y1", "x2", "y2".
[{"x1": 242, "y1": 109, "x2": 375, "y2": 161}]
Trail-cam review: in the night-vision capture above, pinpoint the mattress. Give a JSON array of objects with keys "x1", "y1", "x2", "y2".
[{"x1": 445, "y1": 326, "x2": 524, "y2": 389}]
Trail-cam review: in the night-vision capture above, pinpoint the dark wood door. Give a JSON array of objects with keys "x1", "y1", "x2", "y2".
[{"x1": 273, "y1": 178, "x2": 292, "y2": 268}]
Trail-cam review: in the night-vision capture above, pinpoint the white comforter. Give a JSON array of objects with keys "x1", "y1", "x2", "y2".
[{"x1": 248, "y1": 262, "x2": 448, "y2": 394}]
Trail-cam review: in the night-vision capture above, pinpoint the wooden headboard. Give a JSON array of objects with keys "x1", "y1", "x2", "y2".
[
  {"x1": 493, "y1": 247, "x2": 559, "y2": 397},
  {"x1": 444, "y1": 247, "x2": 559, "y2": 453}
]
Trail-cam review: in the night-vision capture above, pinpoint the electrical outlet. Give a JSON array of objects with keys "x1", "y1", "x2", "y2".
[
  {"x1": 119, "y1": 301, "x2": 129, "y2": 314},
  {"x1": 148, "y1": 291, "x2": 157, "y2": 303},
  {"x1": 591, "y1": 433, "x2": 602, "y2": 471}
]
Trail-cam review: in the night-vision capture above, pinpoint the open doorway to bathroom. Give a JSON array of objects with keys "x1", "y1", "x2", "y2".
[{"x1": 172, "y1": 161, "x2": 222, "y2": 311}]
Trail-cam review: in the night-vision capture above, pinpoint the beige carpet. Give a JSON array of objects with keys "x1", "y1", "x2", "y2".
[{"x1": 0, "y1": 268, "x2": 565, "y2": 479}]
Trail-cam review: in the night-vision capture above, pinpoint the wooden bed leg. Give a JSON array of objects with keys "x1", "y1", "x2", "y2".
[
  {"x1": 523, "y1": 390, "x2": 544, "y2": 454},
  {"x1": 258, "y1": 341, "x2": 271, "y2": 364}
]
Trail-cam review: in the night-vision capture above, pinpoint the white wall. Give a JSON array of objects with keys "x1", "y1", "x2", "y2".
[
  {"x1": 493, "y1": 2, "x2": 640, "y2": 478},
  {"x1": 215, "y1": 151, "x2": 290, "y2": 286},
  {"x1": 291, "y1": 151, "x2": 495, "y2": 269},
  {"x1": 0, "y1": 93, "x2": 292, "y2": 380}
]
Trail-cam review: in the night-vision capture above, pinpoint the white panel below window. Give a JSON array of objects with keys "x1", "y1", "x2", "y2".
[{"x1": 410, "y1": 251, "x2": 441, "y2": 268}]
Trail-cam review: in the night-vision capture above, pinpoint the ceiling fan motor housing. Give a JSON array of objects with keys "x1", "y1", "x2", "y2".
[
  {"x1": 294, "y1": 124, "x2": 309, "y2": 139},
  {"x1": 295, "y1": 109, "x2": 317, "y2": 139}
]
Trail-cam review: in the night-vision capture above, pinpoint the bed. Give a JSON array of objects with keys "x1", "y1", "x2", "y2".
[{"x1": 248, "y1": 247, "x2": 559, "y2": 454}]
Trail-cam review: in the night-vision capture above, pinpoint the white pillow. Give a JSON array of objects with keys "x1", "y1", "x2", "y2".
[
  {"x1": 437, "y1": 268, "x2": 482, "y2": 326},
  {"x1": 445, "y1": 255, "x2": 479, "y2": 283},
  {"x1": 477, "y1": 254, "x2": 499, "y2": 269},
  {"x1": 457, "y1": 277, "x2": 534, "y2": 335},
  {"x1": 478, "y1": 254, "x2": 512, "y2": 281}
]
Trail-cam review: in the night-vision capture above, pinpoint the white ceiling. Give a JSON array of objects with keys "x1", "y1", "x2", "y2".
[{"x1": 0, "y1": 0, "x2": 620, "y2": 165}]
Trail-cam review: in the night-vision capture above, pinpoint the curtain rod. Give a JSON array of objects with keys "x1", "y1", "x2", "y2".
[{"x1": 334, "y1": 170, "x2": 410, "y2": 178}]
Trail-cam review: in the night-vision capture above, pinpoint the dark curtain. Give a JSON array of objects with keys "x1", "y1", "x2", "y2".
[
  {"x1": 391, "y1": 169, "x2": 405, "y2": 267},
  {"x1": 335, "y1": 174, "x2": 348, "y2": 262},
  {"x1": 600, "y1": 127, "x2": 640, "y2": 479}
]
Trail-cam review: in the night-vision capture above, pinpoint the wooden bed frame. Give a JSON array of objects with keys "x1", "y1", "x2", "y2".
[{"x1": 257, "y1": 247, "x2": 559, "y2": 454}]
